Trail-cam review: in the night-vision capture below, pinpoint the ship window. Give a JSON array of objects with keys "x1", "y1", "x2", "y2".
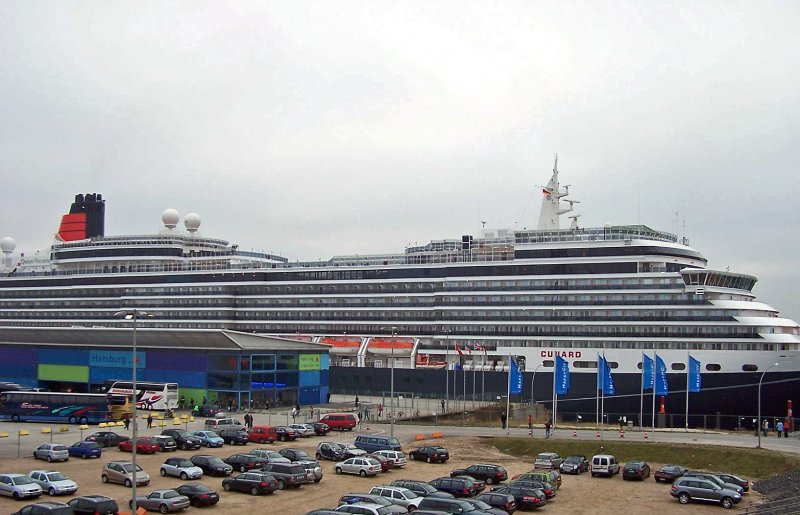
[
  {"x1": 671, "y1": 363, "x2": 686, "y2": 371},
  {"x1": 542, "y1": 360, "x2": 554, "y2": 368},
  {"x1": 742, "y1": 364, "x2": 758, "y2": 372},
  {"x1": 705, "y1": 364, "x2": 721, "y2": 371}
]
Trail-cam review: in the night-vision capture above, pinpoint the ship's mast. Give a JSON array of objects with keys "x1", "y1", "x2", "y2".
[{"x1": 537, "y1": 154, "x2": 576, "y2": 230}]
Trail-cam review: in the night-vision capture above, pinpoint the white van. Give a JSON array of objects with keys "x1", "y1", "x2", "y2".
[
  {"x1": 204, "y1": 417, "x2": 243, "y2": 433},
  {"x1": 590, "y1": 454, "x2": 620, "y2": 477}
]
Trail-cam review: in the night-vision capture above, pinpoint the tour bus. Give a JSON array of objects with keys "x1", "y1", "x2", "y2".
[
  {"x1": 101, "y1": 381, "x2": 179, "y2": 411},
  {"x1": 0, "y1": 391, "x2": 112, "y2": 424}
]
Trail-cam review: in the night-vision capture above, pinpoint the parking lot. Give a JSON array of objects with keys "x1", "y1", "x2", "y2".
[{"x1": 0, "y1": 418, "x2": 758, "y2": 514}]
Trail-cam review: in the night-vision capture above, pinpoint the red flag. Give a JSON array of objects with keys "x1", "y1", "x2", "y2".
[
  {"x1": 454, "y1": 343, "x2": 464, "y2": 357},
  {"x1": 474, "y1": 343, "x2": 485, "y2": 352}
]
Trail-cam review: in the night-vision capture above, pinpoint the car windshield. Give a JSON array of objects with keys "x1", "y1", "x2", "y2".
[
  {"x1": 173, "y1": 430, "x2": 190, "y2": 437},
  {"x1": 565, "y1": 456, "x2": 580, "y2": 463},
  {"x1": 403, "y1": 490, "x2": 419, "y2": 499},
  {"x1": 46, "y1": 472, "x2": 68, "y2": 481},
  {"x1": 176, "y1": 459, "x2": 194, "y2": 467},
  {"x1": 207, "y1": 458, "x2": 226, "y2": 466},
  {"x1": 12, "y1": 476, "x2": 34, "y2": 485}
]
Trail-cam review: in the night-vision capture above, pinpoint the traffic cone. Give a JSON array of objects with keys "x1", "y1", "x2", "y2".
[{"x1": 572, "y1": 430, "x2": 577, "y2": 438}]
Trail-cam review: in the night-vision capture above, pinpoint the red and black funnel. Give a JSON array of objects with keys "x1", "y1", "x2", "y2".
[{"x1": 57, "y1": 193, "x2": 105, "y2": 242}]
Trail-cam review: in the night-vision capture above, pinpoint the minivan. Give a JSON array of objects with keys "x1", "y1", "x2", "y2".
[
  {"x1": 590, "y1": 454, "x2": 620, "y2": 477},
  {"x1": 247, "y1": 426, "x2": 278, "y2": 444},
  {"x1": 354, "y1": 435, "x2": 402, "y2": 452},
  {"x1": 319, "y1": 413, "x2": 358, "y2": 431},
  {"x1": 204, "y1": 417, "x2": 243, "y2": 433}
]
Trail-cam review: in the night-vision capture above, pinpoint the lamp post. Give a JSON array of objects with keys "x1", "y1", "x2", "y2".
[
  {"x1": 114, "y1": 309, "x2": 154, "y2": 513},
  {"x1": 757, "y1": 361, "x2": 780, "y2": 449},
  {"x1": 444, "y1": 329, "x2": 450, "y2": 413},
  {"x1": 530, "y1": 362, "x2": 543, "y2": 407},
  {"x1": 390, "y1": 326, "x2": 397, "y2": 439}
]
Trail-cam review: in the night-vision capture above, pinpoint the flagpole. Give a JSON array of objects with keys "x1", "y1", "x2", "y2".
[
  {"x1": 596, "y1": 352, "x2": 600, "y2": 431},
  {"x1": 639, "y1": 351, "x2": 644, "y2": 431},
  {"x1": 505, "y1": 355, "x2": 512, "y2": 434},
  {"x1": 651, "y1": 352, "x2": 657, "y2": 441},
  {"x1": 600, "y1": 354, "x2": 605, "y2": 436},
  {"x1": 685, "y1": 351, "x2": 689, "y2": 432},
  {"x1": 552, "y1": 358, "x2": 557, "y2": 433}
]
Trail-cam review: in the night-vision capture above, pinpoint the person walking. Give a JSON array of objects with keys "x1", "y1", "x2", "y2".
[
  {"x1": 355, "y1": 395, "x2": 360, "y2": 408},
  {"x1": 545, "y1": 419, "x2": 552, "y2": 439},
  {"x1": 528, "y1": 414, "x2": 532, "y2": 430},
  {"x1": 123, "y1": 415, "x2": 130, "y2": 430},
  {"x1": 763, "y1": 418, "x2": 770, "y2": 437},
  {"x1": 500, "y1": 412, "x2": 508, "y2": 430},
  {"x1": 441, "y1": 399, "x2": 446, "y2": 413},
  {"x1": 308, "y1": 406, "x2": 314, "y2": 421},
  {"x1": 784, "y1": 419, "x2": 791, "y2": 438},
  {"x1": 776, "y1": 420, "x2": 784, "y2": 438},
  {"x1": 146, "y1": 413, "x2": 153, "y2": 429}
]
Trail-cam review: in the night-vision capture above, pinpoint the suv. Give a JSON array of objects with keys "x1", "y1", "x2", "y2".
[
  {"x1": 534, "y1": 452, "x2": 562, "y2": 470},
  {"x1": 161, "y1": 429, "x2": 201, "y2": 450},
  {"x1": 67, "y1": 495, "x2": 119, "y2": 515},
  {"x1": 683, "y1": 471, "x2": 744, "y2": 495},
  {"x1": 259, "y1": 462, "x2": 309, "y2": 489},
  {"x1": 450, "y1": 464, "x2": 508, "y2": 485},
  {"x1": 590, "y1": 454, "x2": 620, "y2": 477},
  {"x1": 428, "y1": 477, "x2": 477, "y2": 497},
  {"x1": 100, "y1": 461, "x2": 150, "y2": 487},
  {"x1": 671, "y1": 476, "x2": 742, "y2": 509},
  {"x1": 151, "y1": 435, "x2": 178, "y2": 452},
  {"x1": 10, "y1": 501, "x2": 72, "y2": 515},
  {"x1": 319, "y1": 412, "x2": 358, "y2": 431},
  {"x1": 218, "y1": 427, "x2": 250, "y2": 445}
]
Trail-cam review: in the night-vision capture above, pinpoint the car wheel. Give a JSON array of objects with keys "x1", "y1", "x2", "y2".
[
  {"x1": 191, "y1": 498, "x2": 200, "y2": 507},
  {"x1": 101, "y1": 475, "x2": 109, "y2": 483},
  {"x1": 278, "y1": 479, "x2": 286, "y2": 490},
  {"x1": 48, "y1": 487, "x2": 56, "y2": 496},
  {"x1": 426, "y1": 457, "x2": 432, "y2": 463},
  {"x1": 678, "y1": 493, "x2": 690, "y2": 505},
  {"x1": 12, "y1": 491, "x2": 20, "y2": 500},
  {"x1": 181, "y1": 472, "x2": 188, "y2": 480},
  {"x1": 280, "y1": 435, "x2": 287, "y2": 442},
  {"x1": 159, "y1": 504, "x2": 170, "y2": 514},
  {"x1": 359, "y1": 470, "x2": 367, "y2": 477},
  {"x1": 183, "y1": 443, "x2": 191, "y2": 450},
  {"x1": 68, "y1": 416, "x2": 77, "y2": 424},
  {"x1": 335, "y1": 467, "x2": 342, "y2": 474},
  {"x1": 721, "y1": 497, "x2": 733, "y2": 509},
  {"x1": 316, "y1": 453, "x2": 322, "y2": 460},
  {"x1": 125, "y1": 479, "x2": 132, "y2": 488},
  {"x1": 486, "y1": 477, "x2": 494, "y2": 485},
  {"x1": 240, "y1": 465, "x2": 247, "y2": 473},
  {"x1": 160, "y1": 469, "x2": 167, "y2": 476},
  {"x1": 81, "y1": 453, "x2": 87, "y2": 459},
  {"x1": 223, "y1": 483, "x2": 231, "y2": 491},
  {"x1": 251, "y1": 486, "x2": 260, "y2": 496}
]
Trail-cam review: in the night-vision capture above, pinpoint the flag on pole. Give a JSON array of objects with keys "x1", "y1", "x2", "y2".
[
  {"x1": 555, "y1": 355, "x2": 570, "y2": 395},
  {"x1": 688, "y1": 355, "x2": 702, "y2": 392},
  {"x1": 655, "y1": 354, "x2": 669, "y2": 395},
  {"x1": 509, "y1": 357, "x2": 523, "y2": 394},
  {"x1": 601, "y1": 355, "x2": 615, "y2": 395},
  {"x1": 597, "y1": 355, "x2": 606, "y2": 391},
  {"x1": 642, "y1": 354, "x2": 654, "y2": 390},
  {"x1": 474, "y1": 343, "x2": 485, "y2": 353},
  {"x1": 464, "y1": 344, "x2": 472, "y2": 355},
  {"x1": 454, "y1": 343, "x2": 464, "y2": 357}
]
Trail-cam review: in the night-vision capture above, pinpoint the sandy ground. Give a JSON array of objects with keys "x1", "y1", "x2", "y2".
[{"x1": 0, "y1": 434, "x2": 758, "y2": 514}]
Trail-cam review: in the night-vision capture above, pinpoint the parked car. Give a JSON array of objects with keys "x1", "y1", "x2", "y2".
[
  {"x1": 451, "y1": 464, "x2": 508, "y2": 485},
  {"x1": 67, "y1": 441, "x2": 102, "y2": 460},
  {"x1": 175, "y1": 483, "x2": 220, "y2": 507},
  {"x1": 355, "y1": 435, "x2": 403, "y2": 453},
  {"x1": 409, "y1": 446, "x2": 449, "y2": 463},
  {"x1": 390, "y1": 479, "x2": 455, "y2": 499},
  {"x1": 259, "y1": 462, "x2": 310, "y2": 489},
  {"x1": 335, "y1": 457, "x2": 383, "y2": 477},
  {"x1": 453, "y1": 475, "x2": 485, "y2": 495},
  {"x1": 66, "y1": 494, "x2": 119, "y2": 514},
  {"x1": 288, "y1": 423, "x2": 316, "y2": 437},
  {"x1": 192, "y1": 430, "x2": 224, "y2": 448},
  {"x1": 512, "y1": 470, "x2": 561, "y2": 489},
  {"x1": 191, "y1": 404, "x2": 221, "y2": 417},
  {"x1": 218, "y1": 427, "x2": 250, "y2": 445},
  {"x1": 311, "y1": 422, "x2": 331, "y2": 436},
  {"x1": 280, "y1": 448, "x2": 315, "y2": 463},
  {"x1": 428, "y1": 476, "x2": 477, "y2": 497},
  {"x1": 297, "y1": 460, "x2": 324, "y2": 483},
  {"x1": 100, "y1": 461, "x2": 150, "y2": 487},
  {"x1": 319, "y1": 412, "x2": 358, "y2": 431},
  {"x1": 28, "y1": 470, "x2": 78, "y2": 496},
  {"x1": 276, "y1": 426, "x2": 300, "y2": 442},
  {"x1": 369, "y1": 453, "x2": 395, "y2": 471},
  {"x1": 369, "y1": 485, "x2": 423, "y2": 510},
  {"x1": 683, "y1": 471, "x2": 744, "y2": 495},
  {"x1": 85, "y1": 431, "x2": 129, "y2": 448},
  {"x1": 463, "y1": 497, "x2": 508, "y2": 515},
  {"x1": 714, "y1": 473, "x2": 750, "y2": 493},
  {"x1": 222, "y1": 472, "x2": 280, "y2": 495},
  {"x1": 10, "y1": 501, "x2": 72, "y2": 515},
  {"x1": 417, "y1": 497, "x2": 480, "y2": 514},
  {"x1": 559, "y1": 455, "x2": 589, "y2": 474},
  {"x1": 161, "y1": 429, "x2": 201, "y2": 451},
  {"x1": 374, "y1": 450, "x2": 408, "y2": 468},
  {"x1": 491, "y1": 485, "x2": 547, "y2": 510},
  {"x1": 190, "y1": 455, "x2": 233, "y2": 476},
  {"x1": 476, "y1": 491, "x2": 517, "y2": 513},
  {"x1": 33, "y1": 444, "x2": 69, "y2": 463},
  {"x1": 0, "y1": 474, "x2": 43, "y2": 500},
  {"x1": 203, "y1": 417, "x2": 243, "y2": 433},
  {"x1": 224, "y1": 453, "x2": 267, "y2": 473},
  {"x1": 317, "y1": 442, "x2": 349, "y2": 461},
  {"x1": 160, "y1": 457, "x2": 204, "y2": 480},
  {"x1": 250, "y1": 448, "x2": 291, "y2": 463},
  {"x1": 622, "y1": 460, "x2": 651, "y2": 481},
  {"x1": 534, "y1": 452, "x2": 562, "y2": 470},
  {"x1": 654, "y1": 464, "x2": 688, "y2": 483},
  {"x1": 129, "y1": 489, "x2": 190, "y2": 513},
  {"x1": 248, "y1": 426, "x2": 278, "y2": 444},
  {"x1": 118, "y1": 437, "x2": 160, "y2": 454},
  {"x1": 151, "y1": 435, "x2": 178, "y2": 453},
  {"x1": 670, "y1": 476, "x2": 742, "y2": 509},
  {"x1": 336, "y1": 503, "x2": 400, "y2": 515},
  {"x1": 338, "y1": 493, "x2": 406, "y2": 514},
  {"x1": 590, "y1": 454, "x2": 620, "y2": 477},
  {"x1": 502, "y1": 480, "x2": 554, "y2": 499}
]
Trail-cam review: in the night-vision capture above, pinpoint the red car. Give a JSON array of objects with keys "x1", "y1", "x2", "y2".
[
  {"x1": 118, "y1": 437, "x2": 160, "y2": 454},
  {"x1": 368, "y1": 453, "x2": 394, "y2": 471}
]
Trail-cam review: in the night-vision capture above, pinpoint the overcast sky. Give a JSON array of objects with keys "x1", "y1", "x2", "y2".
[{"x1": 1, "y1": 1, "x2": 798, "y2": 321}]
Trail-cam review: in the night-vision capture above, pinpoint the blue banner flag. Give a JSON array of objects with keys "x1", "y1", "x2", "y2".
[
  {"x1": 555, "y1": 355, "x2": 570, "y2": 395},
  {"x1": 509, "y1": 357, "x2": 523, "y2": 394},
  {"x1": 688, "y1": 355, "x2": 702, "y2": 393},
  {"x1": 642, "y1": 354, "x2": 654, "y2": 390},
  {"x1": 602, "y1": 354, "x2": 616, "y2": 395},
  {"x1": 597, "y1": 355, "x2": 606, "y2": 391},
  {"x1": 655, "y1": 354, "x2": 669, "y2": 395}
]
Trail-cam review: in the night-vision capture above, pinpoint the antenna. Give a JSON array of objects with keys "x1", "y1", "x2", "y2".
[{"x1": 481, "y1": 221, "x2": 486, "y2": 228}]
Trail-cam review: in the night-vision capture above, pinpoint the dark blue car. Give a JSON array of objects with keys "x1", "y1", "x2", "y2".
[{"x1": 68, "y1": 441, "x2": 102, "y2": 459}]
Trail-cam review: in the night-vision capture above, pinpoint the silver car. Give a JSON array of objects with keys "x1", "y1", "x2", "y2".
[
  {"x1": 33, "y1": 444, "x2": 70, "y2": 463},
  {"x1": 249, "y1": 449, "x2": 290, "y2": 463},
  {"x1": 101, "y1": 461, "x2": 150, "y2": 487},
  {"x1": 297, "y1": 459, "x2": 324, "y2": 483},
  {"x1": 369, "y1": 485, "x2": 423, "y2": 510},
  {"x1": 28, "y1": 470, "x2": 78, "y2": 496},
  {"x1": 334, "y1": 457, "x2": 382, "y2": 477},
  {"x1": 130, "y1": 489, "x2": 190, "y2": 513},
  {"x1": 373, "y1": 450, "x2": 408, "y2": 468},
  {"x1": 160, "y1": 457, "x2": 204, "y2": 480},
  {"x1": 0, "y1": 473, "x2": 43, "y2": 500},
  {"x1": 288, "y1": 423, "x2": 316, "y2": 437}
]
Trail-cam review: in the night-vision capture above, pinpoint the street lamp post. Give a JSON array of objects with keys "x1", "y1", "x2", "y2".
[
  {"x1": 390, "y1": 326, "x2": 397, "y2": 439},
  {"x1": 444, "y1": 330, "x2": 450, "y2": 413},
  {"x1": 758, "y1": 362, "x2": 780, "y2": 449},
  {"x1": 114, "y1": 309, "x2": 154, "y2": 513},
  {"x1": 530, "y1": 362, "x2": 543, "y2": 407}
]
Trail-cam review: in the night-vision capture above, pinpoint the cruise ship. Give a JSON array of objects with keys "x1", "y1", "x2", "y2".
[{"x1": 1, "y1": 159, "x2": 798, "y2": 424}]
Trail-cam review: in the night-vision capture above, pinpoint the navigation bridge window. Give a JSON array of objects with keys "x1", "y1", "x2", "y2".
[{"x1": 680, "y1": 270, "x2": 756, "y2": 292}]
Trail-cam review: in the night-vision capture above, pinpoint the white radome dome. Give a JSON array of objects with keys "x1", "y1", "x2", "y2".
[
  {"x1": 184, "y1": 213, "x2": 201, "y2": 233},
  {"x1": 0, "y1": 237, "x2": 15, "y2": 253},
  {"x1": 162, "y1": 209, "x2": 180, "y2": 229}
]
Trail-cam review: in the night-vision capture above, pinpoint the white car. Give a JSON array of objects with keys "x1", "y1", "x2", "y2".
[
  {"x1": 334, "y1": 457, "x2": 382, "y2": 477},
  {"x1": 288, "y1": 423, "x2": 316, "y2": 437},
  {"x1": 28, "y1": 470, "x2": 78, "y2": 496},
  {"x1": 249, "y1": 449, "x2": 290, "y2": 463},
  {"x1": 369, "y1": 485, "x2": 422, "y2": 510},
  {"x1": 160, "y1": 457, "x2": 204, "y2": 480},
  {"x1": 0, "y1": 473, "x2": 43, "y2": 500},
  {"x1": 373, "y1": 450, "x2": 407, "y2": 468},
  {"x1": 33, "y1": 444, "x2": 70, "y2": 463},
  {"x1": 336, "y1": 504, "x2": 396, "y2": 515}
]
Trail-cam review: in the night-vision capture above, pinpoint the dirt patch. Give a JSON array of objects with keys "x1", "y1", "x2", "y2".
[{"x1": 0, "y1": 436, "x2": 759, "y2": 514}]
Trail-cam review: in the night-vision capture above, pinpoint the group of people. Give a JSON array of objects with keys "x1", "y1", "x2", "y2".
[{"x1": 763, "y1": 418, "x2": 792, "y2": 438}]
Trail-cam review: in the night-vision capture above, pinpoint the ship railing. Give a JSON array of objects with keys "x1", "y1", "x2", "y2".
[{"x1": 515, "y1": 226, "x2": 678, "y2": 245}]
